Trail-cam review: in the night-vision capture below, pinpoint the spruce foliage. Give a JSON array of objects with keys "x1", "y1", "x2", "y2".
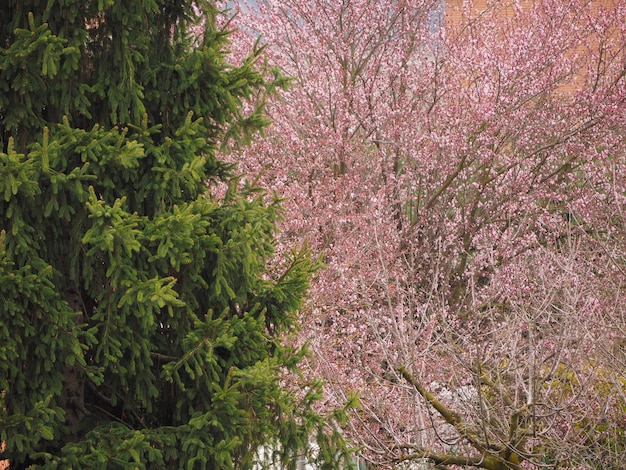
[{"x1": 0, "y1": 1, "x2": 350, "y2": 468}]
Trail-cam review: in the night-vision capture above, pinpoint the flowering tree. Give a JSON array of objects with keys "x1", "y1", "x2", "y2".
[{"x1": 227, "y1": 0, "x2": 626, "y2": 467}]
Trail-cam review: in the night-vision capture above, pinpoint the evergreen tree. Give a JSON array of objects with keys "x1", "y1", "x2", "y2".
[{"x1": 0, "y1": 1, "x2": 351, "y2": 468}]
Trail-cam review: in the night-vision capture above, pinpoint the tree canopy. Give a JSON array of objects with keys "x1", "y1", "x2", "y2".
[
  {"x1": 228, "y1": 0, "x2": 626, "y2": 467},
  {"x1": 0, "y1": 1, "x2": 350, "y2": 468}
]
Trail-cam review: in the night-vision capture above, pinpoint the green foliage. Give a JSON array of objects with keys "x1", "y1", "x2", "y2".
[{"x1": 0, "y1": 1, "x2": 351, "y2": 468}]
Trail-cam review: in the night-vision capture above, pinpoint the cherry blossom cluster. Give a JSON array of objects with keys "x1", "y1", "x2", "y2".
[{"x1": 224, "y1": 0, "x2": 626, "y2": 467}]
